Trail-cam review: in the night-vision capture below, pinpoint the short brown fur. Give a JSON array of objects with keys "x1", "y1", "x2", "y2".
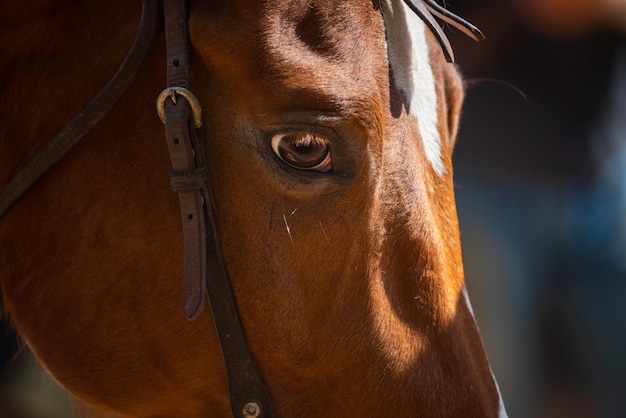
[{"x1": 0, "y1": 0, "x2": 501, "y2": 416}]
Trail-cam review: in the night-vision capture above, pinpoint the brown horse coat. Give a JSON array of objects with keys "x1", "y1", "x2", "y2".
[{"x1": 0, "y1": 0, "x2": 506, "y2": 416}]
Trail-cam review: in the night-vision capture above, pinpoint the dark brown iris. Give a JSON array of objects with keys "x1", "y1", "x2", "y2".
[{"x1": 271, "y1": 132, "x2": 332, "y2": 172}]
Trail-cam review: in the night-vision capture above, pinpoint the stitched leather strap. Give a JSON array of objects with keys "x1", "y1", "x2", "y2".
[
  {"x1": 160, "y1": 1, "x2": 274, "y2": 416},
  {"x1": 162, "y1": 0, "x2": 207, "y2": 321}
]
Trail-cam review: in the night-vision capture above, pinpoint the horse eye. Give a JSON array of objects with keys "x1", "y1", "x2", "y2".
[{"x1": 270, "y1": 132, "x2": 333, "y2": 172}]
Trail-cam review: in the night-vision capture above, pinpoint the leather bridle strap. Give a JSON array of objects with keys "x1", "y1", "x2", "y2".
[
  {"x1": 0, "y1": 0, "x2": 159, "y2": 219},
  {"x1": 157, "y1": 1, "x2": 274, "y2": 417}
]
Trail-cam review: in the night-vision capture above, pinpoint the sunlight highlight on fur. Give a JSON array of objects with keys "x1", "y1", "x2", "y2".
[{"x1": 283, "y1": 213, "x2": 294, "y2": 246}]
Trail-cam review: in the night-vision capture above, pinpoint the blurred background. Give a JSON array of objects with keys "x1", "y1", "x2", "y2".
[
  {"x1": 450, "y1": 0, "x2": 626, "y2": 417},
  {"x1": 2, "y1": 1, "x2": 626, "y2": 417},
  {"x1": 0, "y1": 315, "x2": 73, "y2": 418}
]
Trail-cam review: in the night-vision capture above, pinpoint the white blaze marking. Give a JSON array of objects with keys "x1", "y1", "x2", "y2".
[
  {"x1": 463, "y1": 286, "x2": 510, "y2": 418},
  {"x1": 383, "y1": 0, "x2": 444, "y2": 175}
]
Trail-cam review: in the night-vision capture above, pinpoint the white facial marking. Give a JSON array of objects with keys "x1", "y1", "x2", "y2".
[
  {"x1": 382, "y1": 0, "x2": 444, "y2": 175},
  {"x1": 463, "y1": 286, "x2": 509, "y2": 418},
  {"x1": 496, "y1": 378, "x2": 509, "y2": 418}
]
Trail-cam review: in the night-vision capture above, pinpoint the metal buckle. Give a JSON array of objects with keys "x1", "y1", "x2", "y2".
[{"x1": 156, "y1": 87, "x2": 203, "y2": 128}]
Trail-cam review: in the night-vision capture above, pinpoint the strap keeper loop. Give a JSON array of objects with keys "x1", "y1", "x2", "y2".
[{"x1": 169, "y1": 166, "x2": 208, "y2": 191}]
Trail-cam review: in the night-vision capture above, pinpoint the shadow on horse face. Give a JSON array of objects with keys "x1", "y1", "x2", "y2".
[{"x1": 0, "y1": 0, "x2": 504, "y2": 416}]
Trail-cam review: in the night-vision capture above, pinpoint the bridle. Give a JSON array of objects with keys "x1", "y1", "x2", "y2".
[
  {"x1": 0, "y1": 1, "x2": 481, "y2": 417},
  {"x1": 158, "y1": 1, "x2": 273, "y2": 417}
]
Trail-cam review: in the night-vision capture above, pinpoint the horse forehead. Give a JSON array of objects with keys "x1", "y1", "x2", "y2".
[
  {"x1": 184, "y1": 0, "x2": 395, "y2": 142},
  {"x1": 258, "y1": 0, "x2": 387, "y2": 101},
  {"x1": 262, "y1": 0, "x2": 380, "y2": 49},
  {"x1": 194, "y1": 0, "x2": 386, "y2": 98},
  {"x1": 191, "y1": 0, "x2": 451, "y2": 156}
]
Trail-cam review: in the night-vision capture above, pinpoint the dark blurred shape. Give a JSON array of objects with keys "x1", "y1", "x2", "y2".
[{"x1": 448, "y1": 0, "x2": 626, "y2": 417}]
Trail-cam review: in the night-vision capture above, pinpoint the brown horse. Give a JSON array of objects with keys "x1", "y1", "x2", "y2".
[{"x1": 0, "y1": 0, "x2": 507, "y2": 416}]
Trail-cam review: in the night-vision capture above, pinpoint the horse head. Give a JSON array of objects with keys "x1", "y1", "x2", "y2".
[{"x1": 0, "y1": 0, "x2": 506, "y2": 416}]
